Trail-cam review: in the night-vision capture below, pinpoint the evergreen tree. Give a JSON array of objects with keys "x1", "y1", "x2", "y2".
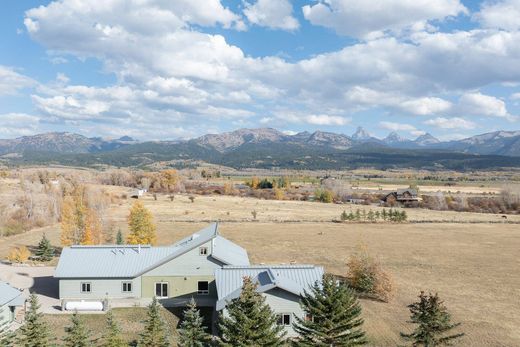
[
  {"x1": 63, "y1": 312, "x2": 91, "y2": 347},
  {"x1": 127, "y1": 201, "x2": 157, "y2": 245},
  {"x1": 381, "y1": 208, "x2": 387, "y2": 221},
  {"x1": 401, "y1": 292, "x2": 464, "y2": 346},
  {"x1": 0, "y1": 321, "x2": 15, "y2": 347},
  {"x1": 116, "y1": 229, "x2": 124, "y2": 245},
  {"x1": 341, "y1": 210, "x2": 348, "y2": 221},
  {"x1": 100, "y1": 311, "x2": 126, "y2": 347},
  {"x1": 35, "y1": 233, "x2": 54, "y2": 261},
  {"x1": 138, "y1": 297, "x2": 170, "y2": 347},
  {"x1": 401, "y1": 210, "x2": 408, "y2": 222},
  {"x1": 375, "y1": 211, "x2": 380, "y2": 220},
  {"x1": 16, "y1": 294, "x2": 52, "y2": 347},
  {"x1": 292, "y1": 274, "x2": 367, "y2": 346},
  {"x1": 367, "y1": 210, "x2": 375, "y2": 221},
  {"x1": 355, "y1": 209, "x2": 361, "y2": 221},
  {"x1": 178, "y1": 298, "x2": 211, "y2": 347},
  {"x1": 348, "y1": 212, "x2": 355, "y2": 221},
  {"x1": 217, "y1": 277, "x2": 285, "y2": 346}
]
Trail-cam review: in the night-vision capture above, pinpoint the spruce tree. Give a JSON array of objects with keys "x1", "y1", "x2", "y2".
[
  {"x1": 138, "y1": 297, "x2": 170, "y2": 347},
  {"x1": 178, "y1": 298, "x2": 211, "y2": 347},
  {"x1": 63, "y1": 312, "x2": 91, "y2": 347},
  {"x1": 35, "y1": 233, "x2": 54, "y2": 261},
  {"x1": 116, "y1": 229, "x2": 124, "y2": 245},
  {"x1": 292, "y1": 274, "x2": 367, "y2": 346},
  {"x1": 100, "y1": 311, "x2": 126, "y2": 347},
  {"x1": 0, "y1": 322, "x2": 14, "y2": 347},
  {"x1": 401, "y1": 291, "x2": 464, "y2": 346},
  {"x1": 217, "y1": 277, "x2": 286, "y2": 346},
  {"x1": 16, "y1": 294, "x2": 52, "y2": 347}
]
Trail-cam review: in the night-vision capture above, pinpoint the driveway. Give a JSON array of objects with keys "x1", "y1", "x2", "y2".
[{"x1": 0, "y1": 262, "x2": 61, "y2": 313}]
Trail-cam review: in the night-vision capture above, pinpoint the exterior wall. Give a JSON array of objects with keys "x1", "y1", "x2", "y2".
[
  {"x1": 59, "y1": 277, "x2": 141, "y2": 300},
  {"x1": 0, "y1": 304, "x2": 12, "y2": 326},
  {"x1": 141, "y1": 275, "x2": 217, "y2": 307},
  {"x1": 143, "y1": 240, "x2": 223, "y2": 277},
  {"x1": 263, "y1": 288, "x2": 304, "y2": 338}
]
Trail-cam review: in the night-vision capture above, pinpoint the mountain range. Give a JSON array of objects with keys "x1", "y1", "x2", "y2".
[{"x1": 2, "y1": 127, "x2": 520, "y2": 170}]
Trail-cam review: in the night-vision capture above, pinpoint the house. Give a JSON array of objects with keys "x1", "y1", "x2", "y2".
[
  {"x1": 54, "y1": 223, "x2": 249, "y2": 308},
  {"x1": 0, "y1": 281, "x2": 24, "y2": 328},
  {"x1": 215, "y1": 265, "x2": 324, "y2": 337},
  {"x1": 130, "y1": 189, "x2": 147, "y2": 199},
  {"x1": 382, "y1": 188, "x2": 419, "y2": 205}
]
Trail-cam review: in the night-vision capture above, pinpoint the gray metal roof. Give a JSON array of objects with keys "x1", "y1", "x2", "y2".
[
  {"x1": 0, "y1": 281, "x2": 24, "y2": 307},
  {"x1": 55, "y1": 223, "x2": 249, "y2": 278},
  {"x1": 215, "y1": 265, "x2": 324, "y2": 311}
]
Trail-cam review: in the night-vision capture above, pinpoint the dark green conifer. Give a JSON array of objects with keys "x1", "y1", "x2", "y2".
[
  {"x1": 178, "y1": 298, "x2": 211, "y2": 347},
  {"x1": 401, "y1": 291, "x2": 464, "y2": 346},
  {"x1": 116, "y1": 229, "x2": 124, "y2": 245},
  {"x1": 100, "y1": 311, "x2": 126, "y2": 347},
  {"x1": 138, "y1": 297, "x2": 170, "y2": 347},
  {"x1": 35, "y1": 233, "x2": 54, "y2": 262},
  {"x1": 217, "y1": 277, "x2": 285, "y2": 346},
  {"x1": 16, "y1": 294, "x2": 52, "y2": 347},
  {"x1": 292, "y1": 274, "x2": 367, "y2": 346},
  {"x1": 63, "y1": 312, "x2": 91, "y2": 347}
]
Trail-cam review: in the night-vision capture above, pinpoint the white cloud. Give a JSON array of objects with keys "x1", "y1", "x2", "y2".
[
  {"x1": 475, "y1": 0, "x2": 520, "y2": 31},
  {"x1": 379, "y1": 121, "x2": 425, "y2": 137},
  {"x1": 457, "y1": 92, "x2": 516, "y2": 120},
  {"x1": 0, "y1": 113, "x2": 41, "y2": 138},
  {"x1": 305, "y1": 114, "x2": 350, "y2": 125},
  {"x1": 511, "y1": 92, "x2": 520, "y2": 100},
  {"x1": 0, "y1": 66, "x2": 35, "y2": 95},
  {"x1": 244, "y1": 0, "x2": 299, "y2": 31},
  {"x1": 424, "y1": 117, "x2": 476, "y2": 129},
  {"x1": 302, "y1": 0, "x2": 467, "y2": 38},
  {"x1": 400, "y1": 97, "x2": 452, "y2": 115}
]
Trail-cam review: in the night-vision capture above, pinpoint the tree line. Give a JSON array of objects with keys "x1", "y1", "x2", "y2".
[{"x1": 1, "y1": 276, "x2": 464, "y2": 347}]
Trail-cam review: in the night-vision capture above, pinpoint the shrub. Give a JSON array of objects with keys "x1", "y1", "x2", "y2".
[
  {"x1": 7, "y1": 246, "x2": 31, "y2": 263},
  {"x1": 346, "y1": 246, "x2": 393, "y2": 302},
  {"x1": 188, "y1": 196, "x2": 195, "y2": 203},
  {"x1": 274, "y1": 188, "x2": 285, "y2": 200},
  {"x1": 315, "y1": 189, "x2": 334, "y2": 203}
]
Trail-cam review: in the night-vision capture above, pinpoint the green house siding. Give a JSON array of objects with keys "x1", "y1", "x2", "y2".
[{"x1": 141, "y1": 275, "x2": 217, "y2": 300}]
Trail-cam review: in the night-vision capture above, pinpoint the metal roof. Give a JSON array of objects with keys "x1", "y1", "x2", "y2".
[
  {"x1": 212, "y1": 236, "x2": 249, "y2": 266},
  {"x1": 215, "y1": 265, "x2": 324, "y2": 311},
  {"x1": 0, "y1": 281, "x2": 24, "y2": 307},
  {"x1": 54, "y1": 223, "x2": 249, "y2": 278}
]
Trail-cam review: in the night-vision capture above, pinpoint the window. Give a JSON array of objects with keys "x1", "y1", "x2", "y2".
[
  {"x1": 199, "y1": 247, "x2": 208, "y2": 256},
  {"x1": 197, "y1": 281, "x2": 209, "y2": 295},
  {"x1": 155, "y1": 282, "x2": 168, "y2": 298},
  {"x1": 276, "y1": 313, "x2": 291, "y2": 326},
  {"x1": 80, "y1": 282, "x2": 91, "y2": 293},
  {"x1": 122, "y1": 281, "x2": 133, "y2": 293}
]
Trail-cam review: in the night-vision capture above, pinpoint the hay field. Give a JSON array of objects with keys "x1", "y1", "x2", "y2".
[{"x1": 1, "y1": 192, "x2": 519, "y2": 346}]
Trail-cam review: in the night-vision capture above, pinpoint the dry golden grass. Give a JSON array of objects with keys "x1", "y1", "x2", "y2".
[{"x1": 2, "y1": 192, "x2": 519, "y2": 346}]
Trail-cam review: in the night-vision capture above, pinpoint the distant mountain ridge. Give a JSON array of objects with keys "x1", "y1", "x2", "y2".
[{"x1": 2, "y1": 128, "x2": 520, "y2": 157}]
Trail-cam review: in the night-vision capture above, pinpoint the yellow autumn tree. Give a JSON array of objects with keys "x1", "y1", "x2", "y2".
[
  {"x1": 127, "y1": 201, "x2": 157, "y2": 245},
  {"x1": 60, "y1": 195, "x2": 86, "y2": 246},
  {"x1": 81, "y1": 209, "x2": 103, "y2": 245},
  {"x1": 7, "y1": 246, "x2": 31, "y2": 263}
]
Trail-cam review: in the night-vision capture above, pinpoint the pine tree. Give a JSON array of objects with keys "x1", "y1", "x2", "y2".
[
  {"x1": 100, "y1": 311, "x2": 126, "y2": 347},
  {"x1": 16, "y1": 294, "x2": 52, "y2": 347},
  {"x1": 63, "y1": 312, "x2": 91, "y2": 347},
  {"x1": 116, "y1": 229, "x2": 124, "y2": 245},
  {"x1": 0, "y1": 319, "x2": 15, "y2": 347},
  {"x1": 401, "y1": 292, "x2": 464, "y2": 346},
  {"x1": 341, "y1": 210, "x2": 348, "y2": 221},
  {"x1": 217, "y1": 277, "x2": 286, "y2": 346},
  {"x1": 292, "y1": 274, "x2": 367, "y2": 346},
  {"x1": 35, "y1": 233, "x2": 54, "y2": 261},
  {"x1": 178, "y1": 298, "x2": 211, "y2": 347},
  {"x1": 127, "y1": 201, "x2": 157, "y2": 245},
  {"x1": 138, "y1": 297, "x2": 170, "y2": 347},
  {"x1": 382, "y1": 208, "x2": 387, "y2": 221}
]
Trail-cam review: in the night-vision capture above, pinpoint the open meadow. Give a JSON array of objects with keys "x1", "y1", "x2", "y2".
[{"x1": 1, "y1": 190, "x2": 519, "y2": 346}]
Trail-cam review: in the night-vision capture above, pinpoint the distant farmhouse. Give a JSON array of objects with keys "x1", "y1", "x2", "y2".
[
  {"x1": 54, "y1": 223, "x2": 323, "y2": 335},
  {"x1": 0, "y1": 281, "x2": 24, "y2": 329},
  {"x1": 382, "y1": 188, "x2": 419, "y2": 205}
]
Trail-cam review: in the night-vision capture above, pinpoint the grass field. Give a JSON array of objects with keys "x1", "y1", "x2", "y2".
[{"x1": 1, "y1": 192, "x2": 519, "y2": 346}]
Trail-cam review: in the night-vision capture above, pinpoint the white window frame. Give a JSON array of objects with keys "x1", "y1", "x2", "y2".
[
  {"x1": 80, "y1": 282, "x2": 91, "y2": 293},
  {"x1": 122, "y1": 281, "x2": 133, "y2": 293},
  {"x1": 197, "y1": 281, "x2": 209, "y2": 295},
  {"x1": 155, "y1": 282, "x2": 168, "y2": 298},
  {"x1": 199, "y1": 247, "x2": 208, "y2": 256},
  {"x1": 276, "y1": 313, "x2": 291, "y2": 326}
]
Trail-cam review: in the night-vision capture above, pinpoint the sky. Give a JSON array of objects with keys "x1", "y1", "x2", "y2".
[{"x1": 1, "y1": 0, "x2": 520, "y2": 141}]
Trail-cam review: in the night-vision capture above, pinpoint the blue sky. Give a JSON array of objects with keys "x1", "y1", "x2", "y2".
[{"x1": 0, "y1": 0, "x2": 519, "y2": 141}]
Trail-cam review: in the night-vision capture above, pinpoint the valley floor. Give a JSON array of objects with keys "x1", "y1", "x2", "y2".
[{"x1": 1, "y1": 194, "x2": 519, "y2": 346}]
